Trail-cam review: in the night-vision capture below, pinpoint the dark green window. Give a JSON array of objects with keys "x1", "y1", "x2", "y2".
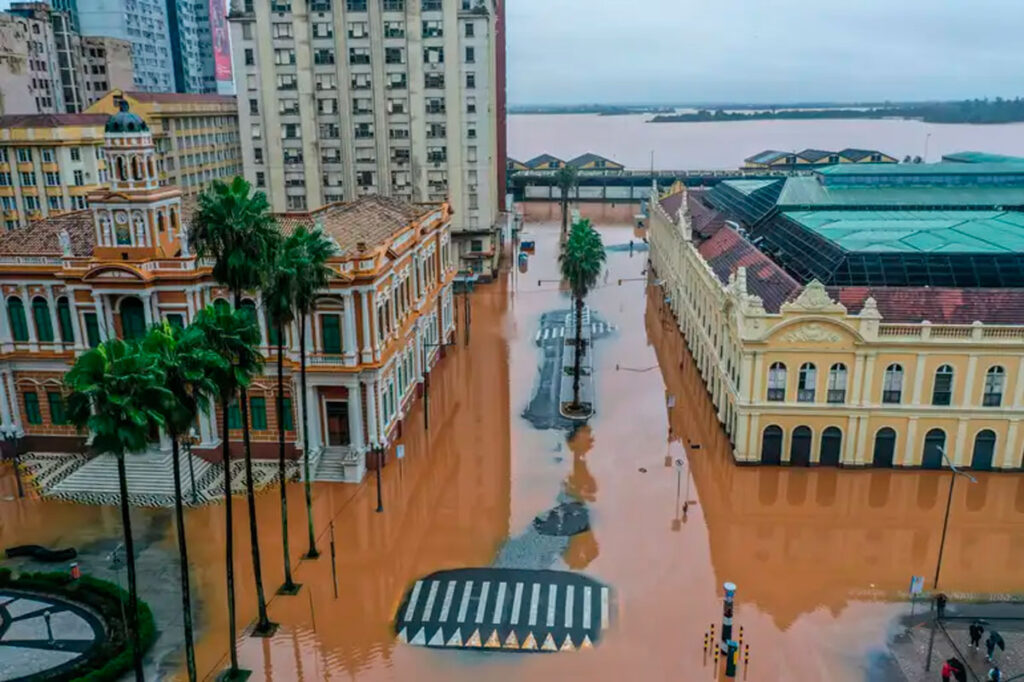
[
  {"x1": 240, "y1": 300, "x2": 260, "y2": 343},
  {"x1": 84, "y1": 312, "x2": 100, "y2": 348},
  {"x1": 267, "y1": 319, "x2": 281, "y2": 347},
  {"x1": 320, "y1": 314, "x2": 341, "y2": 354},
  {"x1": 250, "y1": 397, "x2": 267, "y2": 430},
  {"x1": 281, "y1": 396, "x2": 294, "y2": 431},
  {"x1": 120, "y1": 298, "x2": 146, "y2": 340},
  {"x1": 57, "y1": 297, "x2": 74, "y2": 343},
  {"x1": 23, "y1": 392, "x2": 41, "y2": 424},
  {"x1": 7, "y1": 298, "x2": 28, "y2": 342},
  {"x1": 47, "y1": 392, "x2": 66, "y2": 425},
  {"x1": 32, "y1": 297, "x2": 53, "y2": 342},
  {"x1": 166, "y1": 313, "x2": 184, "y2": 330},
  {"x1": 227, "y1": 401, "x2": 241, "y2": 429},
  {"x1": 213, "y1": 298, "x2": 230, "y2": 315}
]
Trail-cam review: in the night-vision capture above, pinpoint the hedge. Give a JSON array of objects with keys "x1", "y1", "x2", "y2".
[{"x1": 0, "y1": 567, "x2": 156, "y2": 681}]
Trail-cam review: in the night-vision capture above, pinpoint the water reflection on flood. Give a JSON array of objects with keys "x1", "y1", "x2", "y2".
[{"x1": 1, "y1": 205, "x2": 1022, "y2": 682}]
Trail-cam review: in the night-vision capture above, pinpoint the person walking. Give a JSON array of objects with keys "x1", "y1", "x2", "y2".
[
  {"x1": 985, "y1": 632, "x2": 997, "y2": 662},
  {"x1": 936, "y1": 593, "x2": 948, "y2": 619},
  {"x1": 941, "y1": 659, "x2": 953, "y2": 682},
  {"x1": 969, "y1": 621, "x2": 985, "y2": 650},
  {"x1": 988, "y1": 666, "x2": 1002, "y2": 682}
]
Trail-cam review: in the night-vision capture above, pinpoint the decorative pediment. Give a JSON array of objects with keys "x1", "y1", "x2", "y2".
[
  {"x1": 780, "y1": 280, "x2": 847, "y2": 314},
  {"x1": 82, "y1": 264, "x2": 144, "y2": 281},
  {"x1": 779, "y1": 322, "x2": 842, "y2": 343}
]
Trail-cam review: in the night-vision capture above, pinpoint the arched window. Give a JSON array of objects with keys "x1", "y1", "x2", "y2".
[
  {"x1": 120, "y1": 297, "x2": 146, "y2": 340},
  {"x1": 115, "y1": 156, "x2": 126, "y2": 181},
  {"x1": 932, "y1": 364, "x2": 954, "y2": 406},
  {"x1": 7, "y1": 297, "x2": 28, "y2": 342},
  {"x1": 971, "y1": 429, "x2": 997, "y2": 471},
  {"x1": 819, "y1": 426, "x2": 842, "y2": 466},
  {"x1": 131, "y1": 155, "x2": 142, "y2": 181},
  {"x1": 56, "y1": 297, "x2": 74, "y2": 343},
  {"x1": 239, "y1": 299, "x2": 260, "y2": 344},
  {"x1": 797, "y1": 363, "x2": 816, "y2": 402},
  {"x1": 827, "y1": 363, "x2": 847, "y2": 403},
  {"x1": 31, "y1": 297, "x2": 53, "y2": 342},
  {"x1": 921, "y1": 428, "x2": 946, "y2": 469},
  {"x1": 882, "y1": 364, "x2": 903, "y2": 404},
  {"x1": 760, "y1": 425, "x2": 783, "y2": 465},
  {"x1": 873, "y1": 427, "x2": 896, "y2": 467},
  {"x1": 984, "y1": 366, "x2": 1005, "y2": 407},
  {"x1": 790, "y1": 426, "x2": 812, "y2": 466},
  {"x1": 767, "y1": 362, "x2": 786, "y2": 401}
]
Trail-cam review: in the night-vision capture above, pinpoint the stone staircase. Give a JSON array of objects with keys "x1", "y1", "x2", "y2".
[{"x1": 313, "y1": 446, "x2": 366, "y2": 483}]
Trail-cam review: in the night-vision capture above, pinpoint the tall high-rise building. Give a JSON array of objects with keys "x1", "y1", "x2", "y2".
[
  {"x1": 0, "y1": 3, "x2": 65, "y2": 114},
  {"x1": 228, "y1": 0, "x2": 505, "y2": 276},
  {"x1": 79, "y1": 36, "x2": 135, "y2": 109},
  {"x1": 166, "y1": 0, "x2": 217, "y2": 93}
]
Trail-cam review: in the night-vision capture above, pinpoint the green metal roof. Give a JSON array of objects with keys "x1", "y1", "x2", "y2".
[
  {"x1": 817, "y1": 162, "x2": 1024, "y2": 176},
  {"x1": 782, "y1": 210, "x2": 1024, "y2": 254},
  {"x1": 719, "y1": 178, "x2": 781, "y2": 196},
  {"x1": 776, "y1": 176, "x2": 1024, "y2": 208},
  {"x1": 942, "y1": 151, "x2": 1024, "y2": 164}
]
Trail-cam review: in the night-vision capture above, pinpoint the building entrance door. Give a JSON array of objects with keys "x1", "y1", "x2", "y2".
[{"x1": 325, "y1": 401, "x2": 350, "y2": 447}]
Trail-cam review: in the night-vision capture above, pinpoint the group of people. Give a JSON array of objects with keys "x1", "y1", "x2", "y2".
[{"x1": 938, "y1": 612, "x2": 1007, "y2": 682}]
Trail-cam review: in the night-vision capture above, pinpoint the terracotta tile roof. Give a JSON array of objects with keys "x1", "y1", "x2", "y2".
[
  {"x1": 124, "y1": 91, "x2": 236, "y2": 106},
  {"x1": 697, "y1": 226, "x2": 801, "y2": 312},
  {"x1": 274, "y1": 195, "x2": 441, "y2": 257},
  {"x1": 0, "y1": 113, "x2": 108, "y2": 129},
  {"x1": 829, "y1": 286, "x2": 1024, "y2": 325},
  {"x1": 687, "y1": 190, "x2": 726, "y2": 239},
  {"x1": 0, "y1": 211, "x2": 95, "y2": 257},
  {"x1": 658, "y1": 189, "x2": 685, "y2": 217}
]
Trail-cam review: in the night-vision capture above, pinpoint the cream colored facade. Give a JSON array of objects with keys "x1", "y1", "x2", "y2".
[
  {"x1": 648, "y1": 189, "x2": 1024, "y2": 470},
  {"x1": 227, "y1": 0, "x2": 501, "y2": 275},
  {"x1": 78, "y1": 37, "x2": 134, "y2": 110},
  {"x1": 87, "y1": 90, "x2": 242, "y2": 196}
]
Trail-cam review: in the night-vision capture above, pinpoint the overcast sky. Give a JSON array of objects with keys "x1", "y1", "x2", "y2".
[{"x1": 507, "y1": 0, "x2": 1024, "y2": 105}]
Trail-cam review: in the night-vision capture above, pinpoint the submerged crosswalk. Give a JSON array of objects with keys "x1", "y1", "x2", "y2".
[
  {"x1": 395, "y1": 568, "x2": 610, "y2": 653},
  {"x1": 534, "y1": 322, "x2": 615, "y2": 342}
]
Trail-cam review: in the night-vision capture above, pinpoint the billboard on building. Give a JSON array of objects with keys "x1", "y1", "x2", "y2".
[{"x1": 209, "y1": 0, "x2": 233, "y2": 93}]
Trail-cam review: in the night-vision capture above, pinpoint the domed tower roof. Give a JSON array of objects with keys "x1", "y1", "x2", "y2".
[{"x1": 104, "y1": 99, "x2": 149, "y2": 134}]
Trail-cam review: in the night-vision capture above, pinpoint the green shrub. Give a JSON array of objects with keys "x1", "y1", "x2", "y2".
[{"x1": 0, "y1": 569, "x2": 155, "y2": 681}]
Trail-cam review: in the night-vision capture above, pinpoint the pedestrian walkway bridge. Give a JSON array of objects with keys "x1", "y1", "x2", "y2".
[{"x1": 395, "y1": 567, "x2": 611, "y2": 652}]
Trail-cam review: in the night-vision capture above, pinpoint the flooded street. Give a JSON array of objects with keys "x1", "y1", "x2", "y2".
[{"x1": 3, "y1": 202, "x2": 1024, "y2": 680}]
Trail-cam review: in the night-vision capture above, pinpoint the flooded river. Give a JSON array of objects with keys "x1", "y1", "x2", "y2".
[
  {"x1": 2, "y1": 204, "x2": 1023, "y2": 680},
  {"x1": 509, "y1": 114, "x2": 1024, "y2": 168}
]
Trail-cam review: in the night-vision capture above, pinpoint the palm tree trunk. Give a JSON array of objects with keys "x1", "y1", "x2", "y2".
[
  {"x1": 233, "y1": 290, "x2": 272, "y2": 634},
  {"x1": 299, "y1": 310, "x2": 319, "y2": 558},
  {"x1": 277, "y1": 321, "x2": 297, "y2": 594},
  {"x1": 170, "y1": 436, "x2": 197, "y2": 682},
  {"x1": 222, "y1": 398, "x2": 240, "y2": 676},
  {"x1": 116, "y1": 453, "x2": 145, "y2": 681},
  {"x1": 572, "y1": 296, "x2": 584, "y2": 409},
  {"x1": 560, "y1": 187, "x2": 569, "y2": 244}
]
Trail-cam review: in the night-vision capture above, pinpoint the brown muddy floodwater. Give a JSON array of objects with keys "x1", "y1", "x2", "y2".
[{"x1": 3, "y1": 202, "x2": 1024, "y2": 681}]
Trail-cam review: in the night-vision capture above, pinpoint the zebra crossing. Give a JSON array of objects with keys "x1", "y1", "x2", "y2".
[
  {"x1": 534, "y1": 322, "x2": 615, "y2": 342},
  {"x1": 395, "y1": 568, "x2": 610, "y2": 653}
]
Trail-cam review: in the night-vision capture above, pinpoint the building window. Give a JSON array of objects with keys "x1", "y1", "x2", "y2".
[
  {"x1": 277, "y1": 74, "x2": 297, "y2": 90},
  {"x1": 383, "y1": 0, "x2": 404, "y2": 10},
  {"x1": 32, "y1": 297, "x2": 54, "y2": 342},
  {"x1": 466, "y1": 72, "x2": 475, "y2": 89},
  {"x1": 314, "y1": 48, "x2": 335, "y2": 65},
  {"x1": 249, "y1": 98, "x2": 258, "y2": 115},
  {"x1": 383, "y1": 20, "x2": 404, "y2": 37},
  {"x1": 272, "y1": 22, "x2": 293, "y2": 38},
  {"x1": 250, "y1": 397, "x2": 268, "y2": 430},
  {"x1": 281, "y1": 396, "x2": 294, "y2": 431},
  {"x1": 922, "y1": 428, "x2": 946, "y2": 469},
  {"x1": 796, "y1": 363, "x2": 816, "y2": 402},
  {"x1": 228, "y1": 401, "x2": 242, "y2": 429},
  {"x1": 313, "y1": 21, "x2": 333, "y2": 38},
  {"x1": 827, "y1": 363, "x2": 847, "y2": 403},
  {"x1": 422, "y1": 19, "x2": 442, "y2": 37},
  {"x1": 984, "y1": 366, "x2": 1005, "y2": 406},
  {"x1": 931, "y1": 365, "x2": 954, "y2": 406},
  {"x1": 385, "y1": 47, "x2": 404, "y2": 64},
  {"x1": 346, "y1": 0, "x2": 367, "y2": 9},
  {"x1": 48, "y1": 392, "x2": 66, "y2": 425},
  {"x1": 256, "y1": 172, "x2": 265, "y2": 187},
  {"x1": 766, "y1": 362, "x2": 786, "y2": 401},
  {"x1": 16, "y1": 148, "x2": 30, "y2": 163},
  {"x1": 464, "y1": 46, "x2": 475, "y2": 63},
  {"x1": 23, "y1": 392, "x2": 42, "y2": 425},
  {"x1": 84, "y1": 312, "x2": 100, "y2": 347},
  {"x1": 244, "y1": 48, "x2": 255, "y2": 65},
  {"x1": 465, "y1": 21, "x2": 475, "y2": 37},
  {"x1": 20, "y1": 172, "x2": 36, "y2": 186},
  {"x1": 73, "y1": 169, "x2": 84, "y2": 185},
  {"x1": 41, "y1": 148, "x2": 54, "y2": 162},
  {"x1": 274, "y1": 48, "x2": 295, "y2": 65},
  {"x1": 7, "y1": 298, "x2": 28, "y2": 342},
  {"x1": 0, "y1": 172, "x2": 10, "y2": 186},
  {"x1": 424, "y1": 46, "x2": 443, "y2": 64},
  {"x1": 466, "y1": 97, "x2": 476, "y2": 114},
  {"x1": 56, "y1": 297, "x2": 73, "y2": 343},
  {"x1": 882, "y1": 363, "x2": 903, "y2": 404},
  {"x1": 349, "y1": 48, "x2": 370, "y2": 65},
  {"x1": 320, "y1": 314, "x2": 342, "y2": 354}
]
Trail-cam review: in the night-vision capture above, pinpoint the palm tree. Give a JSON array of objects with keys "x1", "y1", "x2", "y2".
[
  {"x1": 559, "y1": 218, "x2": 606, "y2": 411},
  {"x1": 191, "y1": 305, "x2": 263, "y2": 674},
  {"x1": 192, "y1": 176, "x2": 280, "y2": 636},
  {"x1": 142, "y1": 322, "x2": 225, "y2": 682},
  {"x1": 262, "y1": 234, "x2": 302, "y2": 594},
  {"x1": 290, "y1": 225, "x2": 335, "y2": 559},
  {"x1": 66, "y1": 338, "x2": 171, "y2": 681},
  {"x1": 555, "y1": 165, "x2": 579, "y2": 244}
]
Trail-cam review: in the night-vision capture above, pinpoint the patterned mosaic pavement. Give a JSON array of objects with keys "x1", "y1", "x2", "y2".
[{"x1": 0, "y1": 590, "x2": 104, "y2": 681}]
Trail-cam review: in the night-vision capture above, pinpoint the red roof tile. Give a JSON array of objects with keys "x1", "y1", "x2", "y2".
[
  {"x1": 658, "y1": 189, "x2": 684, "y2": 217},
  {"x1": 698, "y1": 226, "x2": 801, "y2": 312},
  {"x1": 0, "y1": 113, "x2": 108, "y2": 129},
  {"x1": 124, "y1": 91, "x2": 236, "y2": 106},
  {"x1": 0, "y1": 211, "x2": 95, "y2": 257},
  {"x1": 687, "y1": 190, "x2": 726, "y2": 239},
  {"x1": 830, "y1": 286, "x2": 1024, "y2": 325}
]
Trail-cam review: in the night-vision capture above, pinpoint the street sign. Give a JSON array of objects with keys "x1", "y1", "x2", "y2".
[
  {"x1": 396, "y1": 444, "x2": 405, "y2": 460},
  {"x1": 909, "y1": 575, "x2": 925, "y2": 595}
]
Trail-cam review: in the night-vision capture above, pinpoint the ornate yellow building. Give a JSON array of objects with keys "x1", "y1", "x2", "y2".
[
  {"x1": 649, "y1": 173, "x2": 1024, "y2": 471},
  {"x1": 0, "y1": 101, "x2": 456, "y2": 483}
]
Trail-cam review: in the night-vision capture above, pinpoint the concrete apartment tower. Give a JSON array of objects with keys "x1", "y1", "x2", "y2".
[{"x1": 229, "y1": 0, "x2": 507, "y2": 277}]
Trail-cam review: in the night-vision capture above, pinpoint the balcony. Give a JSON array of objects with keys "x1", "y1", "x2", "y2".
[{"x1": 308, "y1": 353, "x2": 347, "y2": 366}]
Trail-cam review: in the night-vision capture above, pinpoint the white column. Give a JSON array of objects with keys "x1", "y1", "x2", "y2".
[
  {"x1": 902, "y1": 417, "x2": 918, "y2": 466},
  {"x1": 0, "y1": 369, "x2": 12, "y2": 428},
  {"x1": 360, "y1": 290, "x2": 373, "y2": 363},
  {"x1": 199, "y1": 403, "x2": 215, "y2": 445},
  {"x1": 0, "y1": 294, "x2": 12, "y2": 352},
  {"x1": 952, "y1": 418, "x2": 968, "y2": 467},
  {"x1": 1000, "y1": 420, "x2": 1019, "y2": 469},
  {"x1": 255, "y1": 296, "x2": 268, "y2": 348},
  {"x1": 348, "y1": 381, "x2": 365, "y2": 451},
  {"x1": 45, "y1": 285, "x2": 60, "y2": 346},
  {"x1": 364, "y1": 378, "x2": 378, "y2": 446},
  {"x1": 305, "y1": 314, "x2": 316, "y2": 355},
  {"x1": 92, "y1": 292, "x2": 108, "y2": 341},
  {"x1": 6, "y1": 370, "x2": 22, "y2": 435},
  {"x1": 911, "y1": 354, "x2": 927, "y2": 405},
  {"x1": 141, "y1": 292, "x2": 153, "y2": 327},
  {"x1": 21, "y1": 287, "x2": 37, "y2": 350},
  {"x1": 68, "y1": 293, "x2": 84, "y2": 350},
  {"x1": 305, "y1": 383, "x2": 321, "y2": 451},
  {"x1": 342, "y1": 291, "x2": 358, "y2": 364}
]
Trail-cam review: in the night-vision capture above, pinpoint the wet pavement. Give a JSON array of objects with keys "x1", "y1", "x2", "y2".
[{"x1": 1, "y1": 201, "x2": 1024, "y2": 681}]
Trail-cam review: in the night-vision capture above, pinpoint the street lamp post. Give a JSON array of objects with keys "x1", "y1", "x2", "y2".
[
  {"x1": 421, "y1": 340, "x2": 458, "y2": 432},
  {"x1": 375, "y1": 444, "x2": 384, "y2": 513},
  {"x1": 933, "y1": 447, "x2": 977, "y2": 590},
  {"x1": 185, "y1": 426, "x2": 199, "y2": 504},
  {"x1": 3, "y1": 425, "x2": 23, "y2": 498}
]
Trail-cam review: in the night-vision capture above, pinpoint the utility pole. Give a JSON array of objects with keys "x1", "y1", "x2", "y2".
[{"x1": 375, "y1": 445, "x2": 384, "y2": 513}]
